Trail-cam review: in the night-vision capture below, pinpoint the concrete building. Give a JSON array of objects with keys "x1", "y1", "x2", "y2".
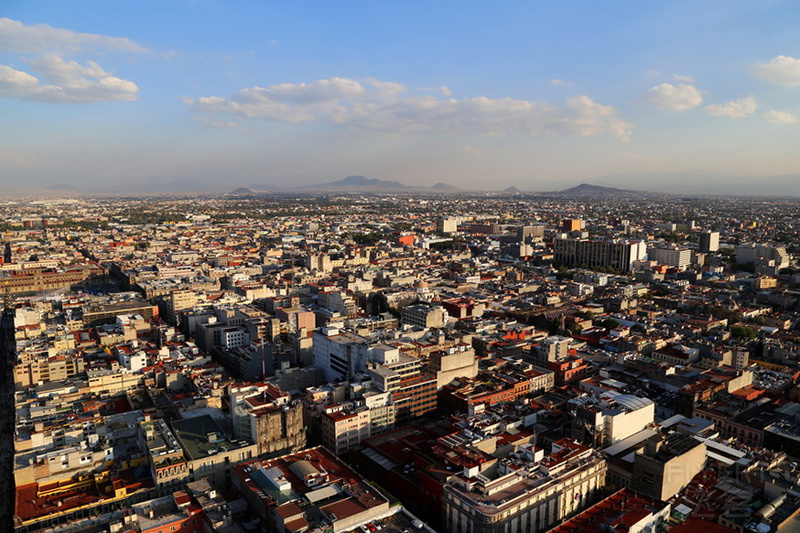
[
  {"x1": 402, "y1": 303, "x2": 447, "y2": 329},
  {"x1": 735, "y1": 243, "x2": 791, "y2": 269},
  {"x1": 437, "y1": 218, "x2": 459, "y2": 234},
  {"x1": 700, "y1": 231, "x2": 720, "y2": 253},
  {"x1": 630, "y1": 433, "x2": 706, "y2": 501},
  {"x1": 231, "y1": 383, "x2": 307, "y2": 457},
  {"x1": 366, "y1": 351, "x2": 438, "y2": 424},
  {"x1": 441, "y1": 438, "x2": 606, "y2": 533},
  {"x1": 647, "y1": 245, "x2": 692, "y2": 270},
  {"x1": 313, "y1": 329, "x2": 385, "y2": 381},
  {"x1": 322, "y1": 403, "x2": 373, "y2": 456},
  {"x1": 553, "y1": 238, "x2": 647, "y2": 273},
  {"x1": 570, "y1": 392, "x2": 655, "y2": 448},
  {"x1": 562, "y1": 219, "x2": 585, "y2": 232},
  {"x1": 232, "y1": 446, "x2": 393, "y2": 533},
  {"x1": 548, "y1": 488, "x2": 670, "y2": 533},
  {"x1": 427, "y1": 345, "x2": 479, "y2": 389}
]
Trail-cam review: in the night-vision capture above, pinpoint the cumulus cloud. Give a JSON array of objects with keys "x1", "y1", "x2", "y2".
[
  {"x1": 644, "y1": 83, "x2": 703, "y2": 110},
  {"x1": 0, "y1": 17, "x2": 146, "y2": 54},
  {"x1": 753, "y1": 55, "x2": 800, "y2": 87},
  {"x1": 763, "y1": 110, "x2": 797, "y2": 124},
  {"x1": 186, "y1": 76, "x2": 633, "y2": 140},
  {"x1": 705, "y1": 96, "x2": 757, "y2": 118},
  {"x1": 0, "y1": 55, "x2": 137, "y2": 103},
  {"x1": 0, "y1": 18, "x2": 142, "y2": 103}
]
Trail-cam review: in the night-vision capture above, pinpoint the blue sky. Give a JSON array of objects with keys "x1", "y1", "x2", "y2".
[{"x1": 1, "y1": 1, "x2": 799, "y2": 192}]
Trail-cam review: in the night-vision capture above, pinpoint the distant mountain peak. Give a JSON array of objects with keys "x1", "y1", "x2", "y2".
[
  {"x1": 561, "y1": 183, "x2": 633, "y2": 195},
  {"x1": 303, "y1": 175, "x2": 409, "y2": 190},
  {"x1": 431, "y1": 182, "x2": 460, "y2": 191},
  {"x1": 504, "y1": 186, "x2": 522, "y2": 193},
  {"x1": 340, "y1": 175, "x2": 371, "y2": 185}
]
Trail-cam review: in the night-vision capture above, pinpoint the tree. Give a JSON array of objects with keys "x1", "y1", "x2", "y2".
[
  {"x1": 600, "y1": 318, "x2": 619, "y2": 330},
  {"x1": 730, "y1": 325, "x2": 758, "y2": 339}
]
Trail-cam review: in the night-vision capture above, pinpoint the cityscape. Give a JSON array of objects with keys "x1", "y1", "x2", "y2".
[
  {"x1": 3, "y1": 3, "x2": 800, "y2": 533},
  {"x1": 0, "y1": 189, "x2": 799, "y2": 533}
]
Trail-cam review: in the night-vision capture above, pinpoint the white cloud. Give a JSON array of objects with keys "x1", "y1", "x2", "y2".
[
  {"x1": 763, "y1": 110, "x2": 798, "y2": 124},
  {"x1": 644, "y1": 83, "x2": 703, "y2": 111},
  {"x1": 705, "y1": 96, "x2": 757, "y2": 118},
  {"x1": 0, "y1": 18, "x2": 143, "y2": 103},
  {"x1": 753, "y1": 55, "x2": 800, "y2": 87},
  {"x1": 0, "y1": 17, "x2": 146, "y2": 54},
  {"x1": 0, "y1": 55, "x2": 137, "y2": 103},
  {"x1": 186, "y1": 76, "x2": 633, "y2": 140},
  {"x1": 673, "y1": 74, "x2": 695, "y2": 83},
  {"x1": 550, "y1": 79, "x2": 571, "y2": 86}
]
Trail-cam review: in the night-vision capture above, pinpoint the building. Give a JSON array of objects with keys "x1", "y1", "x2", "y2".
[
  {"x1": 402, "y1": 303, "x2": 447, "y2": 329},
  {"x1": 437, "y1": 218, "x2": 459, "y2": 234},
  {"x1": 647, "y1": 245, "x2": 691, "y2": 270},
  {"x1": 735, "y1": 243, "x2": 790, "y2": 269},
  {"x1": 548, "y1": 488, "x2": 670, "y2": 533},
  {"x1": 441, "y1": 438, "x2": 606, "y2": 533},
  {"x1": 630, "y1": 433, "x2": 706, "y2": 501},
  {"x1": 231, "y1": 384, "x2": 307, "y2": 457},
  {"x1": 427, "y1": 345, "x2": 479, "y2": 389},
  {"x1": 322, "y1": 403, "x2": 373, "y2": 455},
  {"x1": 366, "y1": 352, "x2": 438, "y2": 424},
  {"x1": 312, "y1": 329, "x2": 378, "y2": 382},
  {"x1": 562, "y1": 219, "x2": 585, "y2": 232},
  {"x1": 232, "y1": 446, "x2": 393, "y2": 533},
  {"x1": 570, "y1": 393, "x2": 655, "y2": 448},
  {"x1": 700, "y1": 231, "x2": 720, "y2": 253},
  {"x1": 170, "y1": 415, "x2": 258, "y2": 490},
  {"x1": 554, "y1": 238, "x2": 647, "y2": 273}
]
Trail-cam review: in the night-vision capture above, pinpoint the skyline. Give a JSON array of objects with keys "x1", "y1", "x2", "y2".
[{"x1": 1, "y1": 2, "x2": 800, "y2": 193}]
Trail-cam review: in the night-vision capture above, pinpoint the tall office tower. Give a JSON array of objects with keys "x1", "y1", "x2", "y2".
[
  {"x1": 699, "y1": 231, "x2": 719, "y2": 253},
  {"x1": 0, "y1": 287, "x2": 16, "y2": 531},
  {"x1": 3, "y1": 242, "x2": 10, "y2": 264}
]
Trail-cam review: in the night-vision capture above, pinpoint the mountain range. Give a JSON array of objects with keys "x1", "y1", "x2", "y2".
[{"x1": 2, "y1": 171, "x2": 799, "y2": 197}]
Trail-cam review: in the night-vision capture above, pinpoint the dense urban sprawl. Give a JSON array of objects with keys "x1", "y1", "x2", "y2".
[{"x1": 3, "y1": 190, "x2": 800, "y2": 533}]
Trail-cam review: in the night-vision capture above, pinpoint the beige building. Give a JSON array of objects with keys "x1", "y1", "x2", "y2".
[
  {"x1": 14, "y1": 352, "x2": 85, "y2": 389},
  {"x1": 427, "y1": 345, "x2": 479, "y2": 389},
  {"x1": 442, "y1": 439, "x2": 607, "y2": 533},
  {"x1": 322, "y1": 403, "x2": 372, "y2": 456},
  {"x1": 231, "y1": 384, "x2": 307, "y2": 457},
  {"x1": 402, "y1": 303, "x2": 446, "y2": 329},
  {"x1": 630, "y1": 433, "x2": 706, "y2": 501},
  {"x1": 87, "y1": 368, "x2": 144, "y2": 394}
]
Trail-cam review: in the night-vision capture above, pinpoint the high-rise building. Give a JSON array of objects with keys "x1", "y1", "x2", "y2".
[
  {"x1": 437, "y1": 217, "x2": 459, "y2": 234},
  {"x1": 562, "y1": 218, "x2": 585, "y2": 232},
  {"x1": 553, "y1": 237, "x2": 647, "y2": 273},
  {"x1": 647, "y1": 246, "x2": 692, "y2": 270},
  {"x1": 699, "y1": 231, "x2": 720, "y2": 253}
]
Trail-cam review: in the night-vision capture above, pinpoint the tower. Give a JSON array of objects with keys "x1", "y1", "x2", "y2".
[{"x1": 699, "y1": 231, "x2": 719, "y2": 253}]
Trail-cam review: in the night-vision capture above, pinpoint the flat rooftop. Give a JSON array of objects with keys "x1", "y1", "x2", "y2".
[{"x1": 170, "y1": 414, "x2": 236, "y2": 460}]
